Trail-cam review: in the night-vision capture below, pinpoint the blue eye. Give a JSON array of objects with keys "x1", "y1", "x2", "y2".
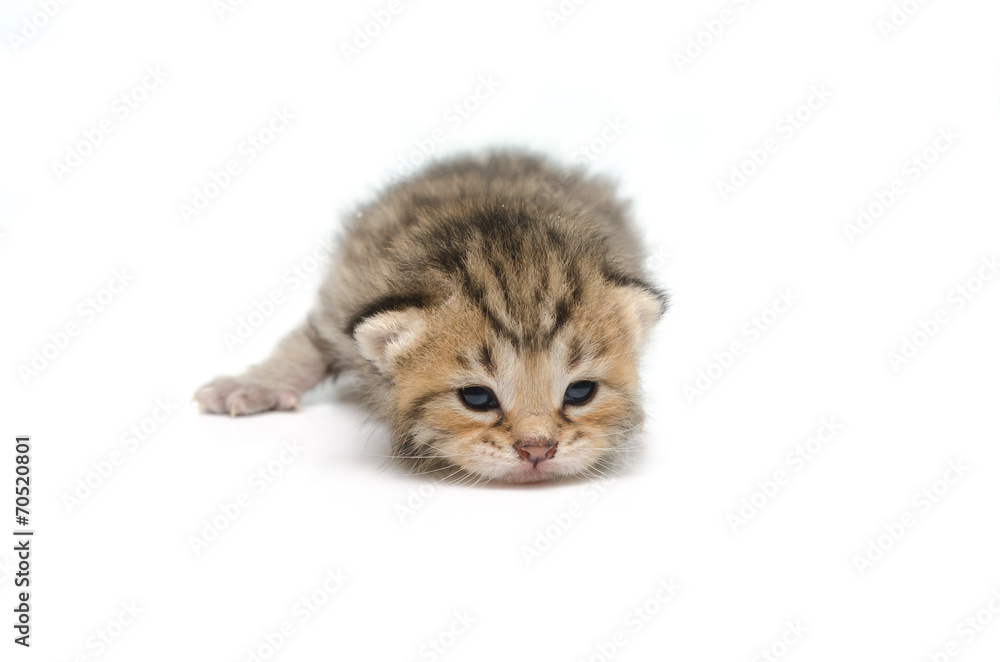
[
  {"x1": 459, "y1": 386, "x2": 499, "y2": 410},
  {"x1": 564, "y1": 380, "x2": 596, "y2": 405}
]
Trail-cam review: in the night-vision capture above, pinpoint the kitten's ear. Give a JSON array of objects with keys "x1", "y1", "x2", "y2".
[
  {"x1": 614, "y1": 283, "x2": 668, "y2": 343},
  {"x1": 352, "y1": 309, "x2": 426, "y2": 372}
]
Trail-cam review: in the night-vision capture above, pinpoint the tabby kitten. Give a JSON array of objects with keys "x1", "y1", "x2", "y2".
[{"x1": 194, "y1": 151, "x2": 667, "y2": 483}]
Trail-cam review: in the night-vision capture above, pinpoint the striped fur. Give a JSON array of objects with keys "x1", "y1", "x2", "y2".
[{"x1": 195, "y1": 150, "x2": 667, "y2": 483}]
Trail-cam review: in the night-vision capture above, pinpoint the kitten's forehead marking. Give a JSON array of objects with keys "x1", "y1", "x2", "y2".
[
  {"x1": 430, "y1": 214, "x2": 591, "y2": 350},
  {"x1": 478, "y1": 344, "x2": 496, "y2": 376},
  {"x1": 567, "y1": 337, "x2": 585, "y2": 369}
]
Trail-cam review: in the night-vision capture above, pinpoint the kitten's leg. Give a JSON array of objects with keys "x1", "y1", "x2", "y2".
[{"x1": 194, "y1": 319, "x2": 337, "y2": 416}]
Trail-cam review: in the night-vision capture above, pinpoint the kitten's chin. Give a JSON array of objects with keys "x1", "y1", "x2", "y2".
[
  {"x1": 443, "y1": 448, "x2": 614, "y2": 484},
  {"x1": 505, "y1": 464, "x2": 560, "y2": 484},
  {"x1": 480, "y1": 460, "x2": 581, "y2": 484}
]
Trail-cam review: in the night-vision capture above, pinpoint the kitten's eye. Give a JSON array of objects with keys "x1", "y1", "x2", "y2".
[
  {"x1": 564, "y1": 380, "x2": 596, "y2": 405},
  {"x1": 458, "y1": 386, "x2": 499, "y2": 410}
]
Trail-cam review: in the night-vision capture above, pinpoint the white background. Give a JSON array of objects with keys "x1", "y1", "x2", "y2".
[{"x1": 2, "y1": 0, "x2": 1000, "y2": 660}]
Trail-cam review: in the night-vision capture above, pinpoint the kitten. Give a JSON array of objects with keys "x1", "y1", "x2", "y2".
[{"x1": 194, "y1": 151, "x2": 667, "y2": 483}]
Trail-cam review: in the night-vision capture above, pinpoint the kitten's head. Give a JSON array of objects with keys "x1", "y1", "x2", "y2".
[{"x1": 350, "y1": 264, "x2": 665, "y2": 483}]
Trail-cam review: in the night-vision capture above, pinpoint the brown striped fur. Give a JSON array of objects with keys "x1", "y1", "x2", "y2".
[{"x1": 195, "y1": 150, "x2": 667, "y2": 483}]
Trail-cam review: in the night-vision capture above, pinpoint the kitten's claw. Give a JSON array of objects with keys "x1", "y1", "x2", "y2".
[{"x1": 194, "y1": 376, "x2": 301, "y2": 416}]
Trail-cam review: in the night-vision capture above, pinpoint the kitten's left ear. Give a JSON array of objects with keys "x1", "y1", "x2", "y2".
[
  {"x1": 614, "y1": 282, "x2": 668, "y2": 343},
  {"x1": 351, "y1": 308, "x2": 427, "y2": 373}
]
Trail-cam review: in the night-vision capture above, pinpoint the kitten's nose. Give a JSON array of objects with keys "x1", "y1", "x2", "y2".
[{"x1": 515, "y1": 439, "x2": 557, "y2": 466}]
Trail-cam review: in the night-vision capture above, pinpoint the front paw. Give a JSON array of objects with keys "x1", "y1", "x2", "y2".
[{"x1": 193, "y1": 376, "x2": 301, "y2": 416}]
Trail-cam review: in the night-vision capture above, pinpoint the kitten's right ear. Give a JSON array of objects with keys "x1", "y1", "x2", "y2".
[{"x1": 350, "y1": 308, "x2": 427, "y2": 373}]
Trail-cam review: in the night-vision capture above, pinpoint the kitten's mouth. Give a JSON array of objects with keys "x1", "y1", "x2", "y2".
[{"x1": 504, "y1": 460, "x2": 561, "y2": 483}]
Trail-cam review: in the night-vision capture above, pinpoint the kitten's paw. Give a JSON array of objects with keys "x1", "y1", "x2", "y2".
[{"x1": 193, "y1": 376, "x2": 301, "y2": 416}]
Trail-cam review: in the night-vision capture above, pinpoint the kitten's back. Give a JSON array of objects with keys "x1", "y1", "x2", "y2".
[{"x1": 319, "y1": 150, "x2": 651, "y2": 344}]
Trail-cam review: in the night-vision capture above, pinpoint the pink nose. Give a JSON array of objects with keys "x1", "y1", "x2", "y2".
[{"x1": 515, "y1": 440, "x2": 557, "y2": 466}]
